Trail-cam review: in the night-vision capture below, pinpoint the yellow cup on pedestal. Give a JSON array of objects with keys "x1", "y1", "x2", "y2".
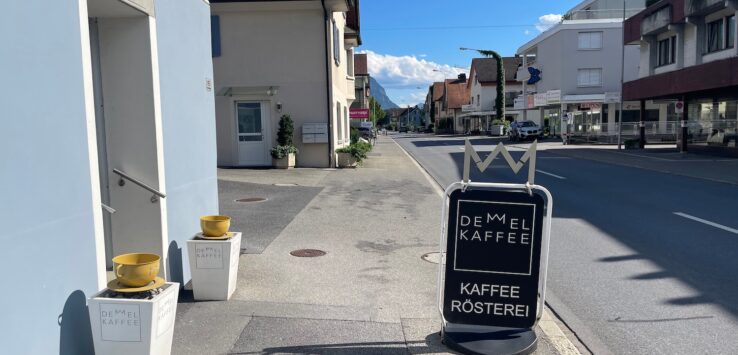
[
  {"x1": 200, "y1": 215, "x2": 231, "y2": 237},
  {"x1": 112, "y1": 253, "x2": 160, "y2": 287}
]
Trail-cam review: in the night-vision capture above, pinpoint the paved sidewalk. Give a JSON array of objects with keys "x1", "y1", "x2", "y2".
[{"x1": 172, "y1": 136, "x2": 573, "y2": 354}]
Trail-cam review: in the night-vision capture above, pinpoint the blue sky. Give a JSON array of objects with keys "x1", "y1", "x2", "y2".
[{"x1": 359, "y1": 0, "x2": 582, "y2": 107}]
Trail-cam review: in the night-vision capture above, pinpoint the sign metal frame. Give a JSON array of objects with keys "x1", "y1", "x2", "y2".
[{"x1": 438, "y1": 139, "x2": 553, "y2": 330}]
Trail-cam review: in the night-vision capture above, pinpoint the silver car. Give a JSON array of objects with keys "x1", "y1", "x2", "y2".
[{"x1": 509, "y1": 121, "x2": 540, "y2": 141}]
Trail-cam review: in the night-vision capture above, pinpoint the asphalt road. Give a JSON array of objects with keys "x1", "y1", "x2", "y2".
[{"x1": 393, "y1": 133, "x2": 738, "y2": 355}]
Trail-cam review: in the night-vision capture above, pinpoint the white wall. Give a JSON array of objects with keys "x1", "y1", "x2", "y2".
[
  {"x1": 0, "y1": 1, "x2": 103, "y2": 354},
  {"x1": 98, "y1": 16, "x2": 168, "y2": 264},
  {"x1": 155, "y1": 0, "x2": 219, "y2": 284}
]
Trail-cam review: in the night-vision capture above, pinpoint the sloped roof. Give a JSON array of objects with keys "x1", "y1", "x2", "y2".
[
  {"x1": 432, "y1": 82, "x2": 445, "y2": 101},
  {"x1": 354, "y1": 53, "x2": 368, "y2": 76},
  {"x1": 470, "y1": 57, "x2": 522, "y2": 84},
  {"x1": 445, "y1": 80, "x2": 469, "y2": 109}
]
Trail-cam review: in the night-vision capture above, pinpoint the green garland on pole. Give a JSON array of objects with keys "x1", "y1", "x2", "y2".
[{"x1": 475, "y1": 50, "x2": 505, "y2": 121}]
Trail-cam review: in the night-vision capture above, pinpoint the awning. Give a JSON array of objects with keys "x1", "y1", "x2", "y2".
[{"x1": 562, "y1": 94, "x2": 605, "y2": 103}]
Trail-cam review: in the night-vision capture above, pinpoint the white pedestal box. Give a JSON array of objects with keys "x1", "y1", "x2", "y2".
[
  {"x1": 88, "y1": 282, "x2": 180, "y2": 355},
  {"x1": 186, "y1": 232, "x2": 242, "y2": 300}
]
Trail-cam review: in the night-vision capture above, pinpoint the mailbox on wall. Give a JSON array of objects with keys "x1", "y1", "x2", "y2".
[{"x1": 302, "y1": 123, "x2": 329, "y2": 144}]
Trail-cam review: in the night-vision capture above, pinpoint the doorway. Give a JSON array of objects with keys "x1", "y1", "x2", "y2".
[{"x1": 236, "y1": 101, "x2": 272, "y2": 166}]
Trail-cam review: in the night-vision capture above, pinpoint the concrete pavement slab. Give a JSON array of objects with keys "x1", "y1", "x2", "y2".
[
  {"x1": 218, "y1": 180, "x2": 322, "y2": 254},
  {"x1": 229, "y1": 317, "x2": 407, "y2": 354}
]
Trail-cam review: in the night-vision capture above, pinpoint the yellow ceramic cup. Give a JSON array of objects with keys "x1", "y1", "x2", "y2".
[
  {"x1": 112, "y1": 253, "x2": 160, "y2": 287},
  {"x1": 200, "y1": 215, "x2": 231, "y2": 237}
]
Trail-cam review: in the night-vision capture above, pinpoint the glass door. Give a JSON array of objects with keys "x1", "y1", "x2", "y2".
[{"x1": 236, "y1": 102, "x2": 271, "y2": 166}]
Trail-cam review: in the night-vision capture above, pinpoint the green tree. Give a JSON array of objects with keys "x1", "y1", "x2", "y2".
[
  {"x1": 369, "y1": 96, "x2": 386, "y2": 126},
  {"x1": 474, "y1": 50, "x2": 505, "y2": 121}
]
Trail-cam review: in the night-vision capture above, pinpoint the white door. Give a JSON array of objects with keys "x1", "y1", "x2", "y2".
[{"x1": 236, "y1": 101, "x2": 271, "y2": 166}]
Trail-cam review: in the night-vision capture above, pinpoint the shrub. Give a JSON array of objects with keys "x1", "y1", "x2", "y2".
[
  {"x1": 336, "y1": 141, "x2": 372, "y2": 162},
  {"x1": 276, "y1": 114, "x2": 294, "y2": 146},
  {"x1": 270, "y1": 145, "x2": 298, "y2": 159},
  {"x1": 350, "y1": 127, "x2": 359, "y2": 144},
  {"x1": 271, "y1": 114, "x2": 298, "y2": 159}
]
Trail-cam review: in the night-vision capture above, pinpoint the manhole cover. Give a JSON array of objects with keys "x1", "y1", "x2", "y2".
[
  {"x1": 273, "y1": 183, "x2": 299, "y2": 187},
  {"x1": 421, "y1": 252, "x2": 445, "y2": 264},
  {"x1": 290, "y1": 249, "x2": 326, "y2": 257},
  {"x1": 236, "y1": 197, "x2": 267, "y2": 203}
]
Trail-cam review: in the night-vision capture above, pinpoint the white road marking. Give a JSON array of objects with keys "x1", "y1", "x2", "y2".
[
  {"x1": 673, "y1": 212, "x2": 738, "y2": 235},
  {"x1": 536, "y1": 169, "x2": 566, "y2": 180}
]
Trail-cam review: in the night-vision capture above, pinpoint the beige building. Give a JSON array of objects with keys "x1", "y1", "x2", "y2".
[{"x1": 211, "y1": 0, "x2": 361, "y2": 167}]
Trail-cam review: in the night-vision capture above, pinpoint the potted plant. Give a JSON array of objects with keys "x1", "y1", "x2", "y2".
[
  {"x1": 270, "y1": 114, "x2": 298, "y2": 169},
  {"x1": 336, "y1": 141, "x2": 371, "y2": 168}
]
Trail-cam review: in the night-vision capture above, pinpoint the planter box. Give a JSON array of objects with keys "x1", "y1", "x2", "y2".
[
  {"x1": 186, "y1": 232, "x2": 242, "y2": 301},
  {"x1": 273, "y1": 153, "x2": 295, "y2": 169},
  {"x1": 489, "y1": 125, "x2": 506, "y2": 136},
  {"x1": 337, "y1": 152, "x2": 358, "y2": 168},
  {"x1": 88, "y1": 282, "x2": 179, "y2": 355}
]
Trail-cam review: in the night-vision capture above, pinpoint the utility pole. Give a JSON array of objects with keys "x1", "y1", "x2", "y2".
[{"x1": 618, "y1": 0, "x2": 625, "y2": 150}]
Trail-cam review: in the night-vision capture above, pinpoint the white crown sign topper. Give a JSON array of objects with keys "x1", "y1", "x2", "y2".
[{"x1": 463, "y1": 139, "x2": 537, "y2": 185}]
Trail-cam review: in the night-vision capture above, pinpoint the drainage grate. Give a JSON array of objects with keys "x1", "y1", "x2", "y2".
[
  {"x1": 236, "y1": 197, "x2": 267, "y2": 203},
  {"x1": 290, "y1": 249, "x2": 326, "y2": 257}
]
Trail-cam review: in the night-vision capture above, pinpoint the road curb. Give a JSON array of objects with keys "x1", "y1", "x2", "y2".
[{"x1": 392, "y1": 135, "x2": 584, "y2": 355}]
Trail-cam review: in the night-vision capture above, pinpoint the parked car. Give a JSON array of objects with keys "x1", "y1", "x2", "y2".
[
  {"x1": 398, "y1": 126, "x2": 409, "y2": 133},
  {"x1": 357, "y1": 126, "x2": 375, "y2": 140},
  {"x1": 509, "y1": 120, "x2": 540, "y2": 141}
]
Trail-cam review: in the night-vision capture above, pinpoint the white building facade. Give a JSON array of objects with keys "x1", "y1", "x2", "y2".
[
  {"x1": 211, "y1": 0, "x2": 360, "y2": 168},
  {"x1": 1, "y1": 0, "x2": 219, "y2": 353},
  {"x1": 516, "y1": 0, "x2": 661, "y2": 142}
]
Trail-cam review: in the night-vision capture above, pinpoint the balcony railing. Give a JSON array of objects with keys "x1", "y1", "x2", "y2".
[
  {"x1": 563, "y1": 8, "x2": 643, "y2": 21},
  {"x1": 685, "y1": 0, "x2": 726, "y2": 16},
  {"x1": 641, "y1": 5, "x2": 672, "y2": 35}
]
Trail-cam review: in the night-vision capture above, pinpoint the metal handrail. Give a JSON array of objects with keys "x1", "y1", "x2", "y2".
[
  {"x1": 112, "y1": 168, "x2": 166, "y2": 202},
  {"x1": 101, "y1": 203, "x2": 116, "y2": 214}
]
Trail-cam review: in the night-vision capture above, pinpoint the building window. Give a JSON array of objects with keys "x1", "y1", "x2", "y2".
[
  {"x1": 332, "y1": 19, "x2": 341, "y2": 66},
  {"x1": 578, "y1": 31, "x2": 603, "y2": 50},
  {"x1": 211, "y1": 16, "x2": 221, "y2": 57},
  {"x1": 657, "y1": 36, "x2": 676, "y2": 66},
  {"x1": 577, "y1": 68, "x2": 602, "y2": 87},
  {"x1": 477, "y1": 95, "x2": 480, "y2": 105},
  {"x1": 728, "y1": 15, "x2": 736, "y2": 49},
  {"x1": 346, "y1": 49, "x2": 354, "y2": 76},
  {"x1": 471, "y1": 96, "x2": 474, "y2": 104},
  {"x1": 706, "y1": 18, "x2": 724, "y2": 53}
]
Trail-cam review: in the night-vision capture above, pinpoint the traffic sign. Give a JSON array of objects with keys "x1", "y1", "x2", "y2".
[
  {"x1": 675, "y1": 101, "x2": 684, "y2": 114},
  {"x1": 442, "y1": 188, "x2": 545, "y2": 329}
]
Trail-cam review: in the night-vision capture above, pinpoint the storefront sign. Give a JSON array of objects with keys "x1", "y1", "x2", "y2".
[
  {"x1": 604, "y1": 92, "x2": 621, "y2": 103},
  {"x1": 527, "y1": 95, "x2": 535, "y2": 109},
  {"x1": 349, "y1": 108, "x2": 370, "y2": 119},
  {"x1": 462, "y1": 104, "x2": 474, "y2": 113},
  {"x1": 579, "y1": 102, "x2": 602, "y2": 111},
  {"x1": 546, "y1": 90, "x2": 561, "y2": 105},
  {"x1": 443, "y1": 188, "x2": 544, "y2": 328},
  {"x1": 360, "y1": 121, "x2": 373, "y2": 128},
  {"x1": 534, "y1": 93, "x2": 547, "y2": 107},
  {"x1": 514, "y1": 96, "x2": 525, "y2": 110}
]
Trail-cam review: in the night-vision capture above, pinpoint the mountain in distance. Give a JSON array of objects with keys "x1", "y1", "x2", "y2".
[{"x1": 369, "y1": 77, "x2": 399, "y2": 109}]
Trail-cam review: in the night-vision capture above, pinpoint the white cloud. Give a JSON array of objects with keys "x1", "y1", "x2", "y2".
[
  {"x1": 359, "y1": 50, "x2": 468, "y2": 90},
  {"x1": 535, "y1": 14, "x2": 562, "y2": 32}
]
